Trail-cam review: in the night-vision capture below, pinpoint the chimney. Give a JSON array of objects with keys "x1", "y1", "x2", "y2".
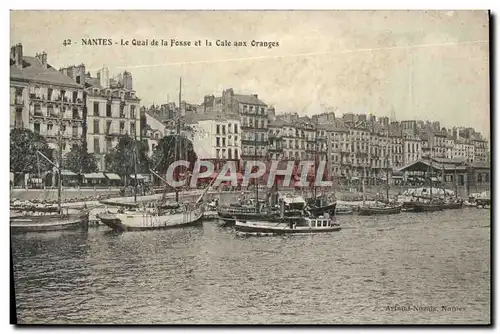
[
  {"x1": 11, "y1": 43, "x2": 23, "y2": 68},
  {"x1": 252, "y1": 94, "x2": 258, "y2": 99},
  {"x1": 35, "y1": 51, "x2": 48, "y2": 68}
]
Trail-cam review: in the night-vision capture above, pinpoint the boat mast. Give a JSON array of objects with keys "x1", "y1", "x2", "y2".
[
  {"x1": 133, "y1": 137, "x2": 138, "y2": 203},
  {"x1": 313, "y1": 126, "x2": 318, "y2": 201},
  {"x1": 454, "y1": 166, "x2": 458, "y2": 198},
  {"x1": 57, "y1": 97, "x2": 64, "y2": 214},
  {"x1": 429, "y1": 132, "x2": 433, "y2": 200},
  {"x1": 175, "y1": 77, "x2": 182, "y2": 204},
  {"x1": 254, "y1": 129, "x2": 259, "y2": 211},
  {"x1": 386, "y1": 128, "x2": 390, "y2": 203}
]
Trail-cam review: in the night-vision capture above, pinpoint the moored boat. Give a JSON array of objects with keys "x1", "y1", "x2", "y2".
[
  {"x1": 335, "y1": 205, "x2": 354, "y2": 215},
  {"x1": 409, "y1": 202, "x2": 445, "y2": 212},
  {"x1": 358, "y1": 203, "x2": 403, "y2": 216},
  {"x1": 235, "y1": 215, "x2": 340, "y2": 235},
  {"x1": 99, "y1": 204, "x2": 204, "y2": 232},
  {"x1": 10, "y1": 211, "x2": 89, "y2": 233}
]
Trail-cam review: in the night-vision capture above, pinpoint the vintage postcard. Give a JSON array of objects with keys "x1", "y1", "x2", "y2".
[{"x1": 10, "y1": 10, "x2": 490, "y2": 325}]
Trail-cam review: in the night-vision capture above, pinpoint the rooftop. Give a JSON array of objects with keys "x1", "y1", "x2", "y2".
[
  {"x1": 10, "y1": 56, "x2": 83, "y2": 89},
  {"x1": 233, "y1": 93, "x2": 267, "y2": 106}
]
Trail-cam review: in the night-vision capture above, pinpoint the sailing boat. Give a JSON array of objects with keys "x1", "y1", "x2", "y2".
[
  {"x1": 10, "y1": 112, "x2": 89, "y2": 233},
  {"x1": 305, "y1": 127, "x2": 336, "y2": 216},
  {"x1": 358, "y1": 128, "x2": 402, "y2": 216},
  {"x1": 99, "y1": 78, "x2": 204, "y2": 232}
]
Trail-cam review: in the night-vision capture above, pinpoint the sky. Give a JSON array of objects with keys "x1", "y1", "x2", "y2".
[{"x1": 10, "y1": 10, "x2": 490, "y2": 138}]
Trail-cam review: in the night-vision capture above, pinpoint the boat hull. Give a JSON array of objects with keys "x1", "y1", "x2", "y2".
[
  {"x1": 410, "y1": 203, "x2": 444, "y2": 212},
  {"x1": 442, "y1": 202, "x2": 463, "y2": 210},
  {"x1": 99, "y1": 210, "x2": 203, "y2": 232},
  {"x1": 308, "y1": 203, "x2": 337, "y2": 216},
  {"x1": 10, "y1": 213, "x2": 89, "y2": 233},
  {"x1": 358, "y1": 205, "x2": 402, "y2": 216},
  {"x1": 235, "y1": 221, "x2": 341, "y2": 235}
]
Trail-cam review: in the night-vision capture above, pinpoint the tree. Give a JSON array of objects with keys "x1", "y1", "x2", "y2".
[
  {"x1": 64, "y1": 144, "x2": 99, "y2": 174},
  {"x1": 105, "y1": 135, "x2": 150, "y2": 178},
  {"x1": 150, "y1": 135, "x2": 198, "y2": 174},
  {"x1": 10, "y1": 128, "x2": 54, "y2": 175}
]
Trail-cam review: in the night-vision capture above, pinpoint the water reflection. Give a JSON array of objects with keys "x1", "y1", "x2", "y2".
[{"x1": 12, "y1": 208, "x2": 490, "y2": 324}]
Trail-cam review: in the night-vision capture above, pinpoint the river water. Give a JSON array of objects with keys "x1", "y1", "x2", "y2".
[{"x1": 11, "y1": 208, "x2": 490, "y2": 324}]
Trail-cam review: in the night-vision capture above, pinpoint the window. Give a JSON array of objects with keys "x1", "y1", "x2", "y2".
[
  {"x1": 222, "y1": 138, "x2": 226, "y2": 146},
  {"x1": 94, "y1": 137, "x2": 100, "y2": 154},
  {"x1": 72, "y1": 125, "x2": 78, "y2": 137},
  {"x1": 47, "y1": 124, "x2": 53, "y2": 133},
  {"x1": 228, "y1": 123, "x2": 232, "y2": 132},
  {"x1": 216, "y1": 137, "x2": 220, "y2": 147},
  {"x1": 106, "y1": 121, "x2": 111, "y2": 134},
  {"x1": 93, "y1": 120, "x2": 100, "y2": 134},
  {"x1": 34, "y1": 104, "x2": 42, "y2": 116},
  {"x1": 120, "y1": 122, "x2": 125, "y2": 134},
  {"x1": 47, "y1": 88, "x2": 53, "y2": 100},
  {"x1": 72, "y1": 91, "x2": 78, "y2": 102},
  {"x1": 235, "y1": 135, "x2": 238, "y2": 142},
  {"x1": 216, "y1": 149, "x2": 220, "y2": 158},
  {"x1": 261, "y1": 107, "x2": 265, "y2": 115},
  {"x1": 106, "y1": 103, "x2": 112, "y2": 117},
  {"x1": 76, "y1": 76, "x2": 81, "y2": 84},
  {"x1": 260, "y1": 119, "x2": 265, "y2": 128},
  {"x1": 130, "y1": 105, "x2": 136, "y2": 119},
  {"x1": 216, "y1": 125, "x2": 220, "y2": 134},
  {"x1": 222, "y1": 125, "x2": 226, "y2": 135},
  {"x1": 234, "y1": 124, "x2": 238, "y2": 134}
]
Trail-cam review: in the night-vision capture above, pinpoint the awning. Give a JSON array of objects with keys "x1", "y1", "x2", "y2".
[
  {"x1": 105, "y1": 173, "x2": 121, "y2": 180},
  {"x1": 84, "y1": 173, "x2": 106, "y2": 179},
  {"x1": 130, "y1": 174, "x2": 145, "y2": 179},
  {"x1": 61, "y1": 170, "x2": 77, "y2": 176}
]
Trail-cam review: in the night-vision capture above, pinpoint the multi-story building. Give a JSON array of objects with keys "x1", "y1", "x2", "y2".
[
  {"x1": 452, "y1": 140, "x2": 475, "y2": 163},
  {"x1": 141, "y1": 110, "x2": 166, "y2": 156},
  {"x1": 402, "y1": 135, "x2": 422, "y2": 165},
  {"x1": 220, "y1": 89, "x2": 269, "y2": 160},
  {"x1": 10, "y1": 44, "x2": 86, "y2": 156},
  {"x1": 60, "y1": 65, "x2": 141, "y2": 170},
  {"x1": 325, "y1": 121, "x2": 350, "y2": 178},
  {"x1": 471, "y1": 137, "x2": 489, "y2": 163},
  {"x1": 267, "y1": 119, "x2": 285, "y2": 160},
  {"x1": 189, "y1": 113, "x2": 241, "y2": 170}
]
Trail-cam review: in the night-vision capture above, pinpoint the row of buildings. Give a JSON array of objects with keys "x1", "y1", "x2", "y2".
[
  {"x1": 10, "y1": 43, "x2": 141, "y2": 172},
  {"x1": 143, "y1": 90, "x2": 490, "y2": 182},
  {"x1": 10, "y1": 43, "x2": 490, "y2": 185}
]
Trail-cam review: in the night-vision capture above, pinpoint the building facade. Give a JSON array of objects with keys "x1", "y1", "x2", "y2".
[
  {"x1": 10, "y1": 44, "x2": 85, "y2": 155},
  {"x1": 189, "y1": 114, "x2": 241, "y2": 165},
  {"x1": 60, "y1": 65, "x2": 141, "y2": 171}
]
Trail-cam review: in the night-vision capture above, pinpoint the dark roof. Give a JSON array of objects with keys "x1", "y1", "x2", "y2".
[
  {"x1": 10, "y1": 56, "x2": 82, "y2": 88},
  {"x1": 397, "y1": 159, "x2": 467, "y2": 173},
  {"x1": 268, "y1": 119, "x2": 286, "y2": 127},
  {"x1": 233, "y1": 94, "x2": 267, "y2": 106},
  {"x1": 85, "y1": 76, "x2": 102, "y2": 89}
]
